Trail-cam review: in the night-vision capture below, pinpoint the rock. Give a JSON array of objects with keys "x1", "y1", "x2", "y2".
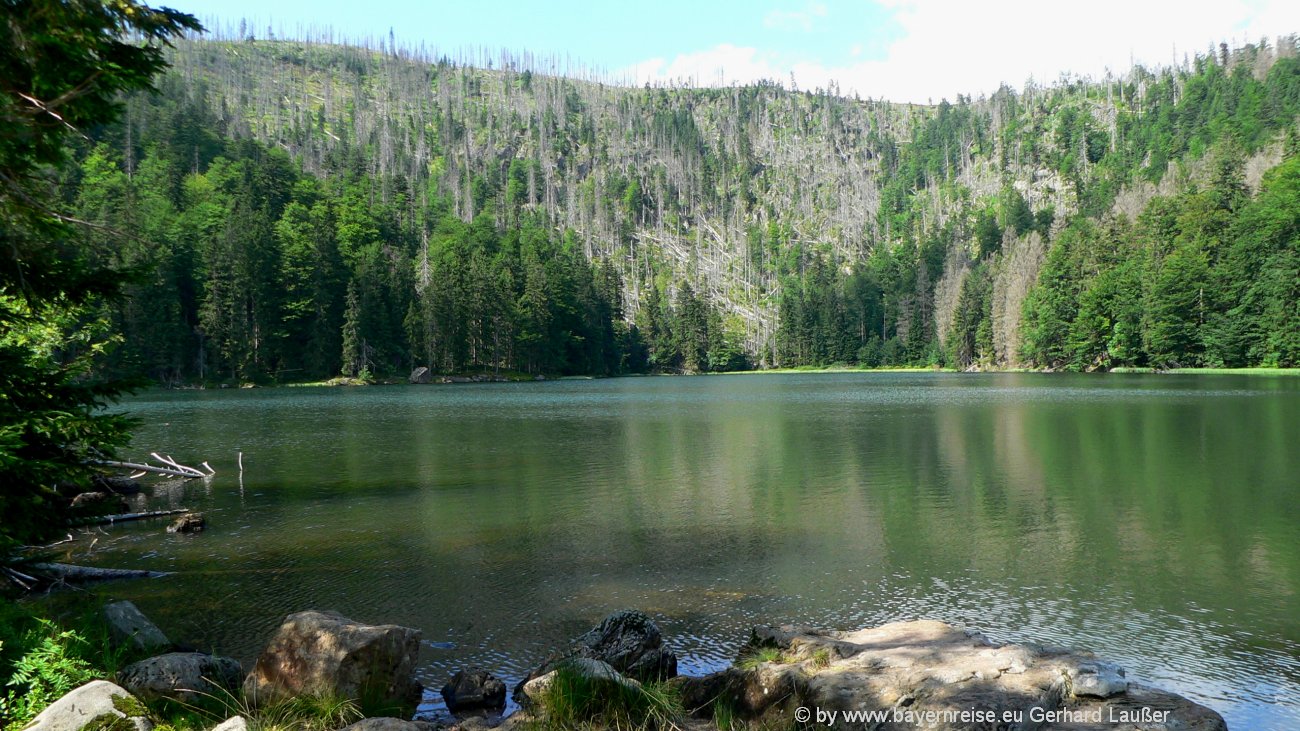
[
  {"x1": 409, "y1": 367, "x2": 431, "y2": 384},
  {"x1": 103, "y1": 600, "x2": 171, "y2": 653},
  {"x1": 94, "y1": 475, "x2": 143, "y2": 495},
  {"x1": 242, "y1": 610, "x2": 422, "y2": 710},
  {"x1": 339, "y1": 719, "x2": 439, "y2": 731},
  {"x1": 166, "y1": 513, "x2": 205, "y2": 534},
  {"x1": 210, "y1": 717, "x2": 248, "y2": 731},
  {"x1": 520, "y1": 658, "x2": 641, "y2": 705},
  {"x1": 448, "y1": 716, "x2": 510, "y2": 731},
  {"x1": 733, "y1": 619, "x2": 1227, "y2": 731},
  {"x1": 116, "y1": 652, "x2": 243, "y2": 703},
  {"x1": 24, "y1": 680, "x2": 153, "y2": 731},
  {"x1": 1065, "y1": 659, "x2": 1128, "y2": 698},
  {"x1": 573, "y1": 609, "x2": 678, "y2": 680},
  {"x1": 513, "y1": 609, "x2": 677, "y2": 702},
  {"x1": 71, "y1": 491, "x2": 129, "y2": 510},
  {"x1": 669, "y1": 669, "x2": 746, "y2": 716},
  {"x1": 440, "y1": 668, "x2": 506, "y2": 713}
]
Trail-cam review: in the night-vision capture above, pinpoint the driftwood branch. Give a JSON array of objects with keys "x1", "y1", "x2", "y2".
[
  {"x1": 93, "y1": 455, "x2": 207, "y2": 479},
  {"x1": 97, "y1": 460, "x2": 194, "y2": 478},
  {"x1": 3, "y1": 567, "x2": 37, "y2": 590},
  {"x1": 76, "y1": 508, "x2": 191, "y2": 526},
  {"x1": 32, "y1": 563, "x2": 170, "y2": 582}
]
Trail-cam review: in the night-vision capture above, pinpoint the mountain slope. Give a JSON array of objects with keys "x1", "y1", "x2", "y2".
[{"x1": 78, "y1": 33, "x2": 1300, "y2": 379}]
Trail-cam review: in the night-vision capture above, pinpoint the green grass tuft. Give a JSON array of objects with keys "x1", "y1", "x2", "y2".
[
  {"x1": 808, "y1": 648, "x2": 832, "y2": 670},
  {"x1": 735, "y1": 646, "x2": 788, "y2": 672},
  {"x1": 533, "y1": 665, "x2": 684, "y2": 731}
]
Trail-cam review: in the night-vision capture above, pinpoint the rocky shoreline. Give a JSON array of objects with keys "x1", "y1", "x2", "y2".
[{"x1": 26, "y1": 605, "x2": 1228, "y2": 731}]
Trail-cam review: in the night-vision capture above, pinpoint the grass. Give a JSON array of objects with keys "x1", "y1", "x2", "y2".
[
  {"x1": 156, "y1": 684, "x2": 363, "y2": 731},
  {"x1": 244, "y1": 693, "x2": 363, "y2": 731},
  {"x1": 710, "y1": 698, "x2": 740, "y2": 731},
  {"x1": 1, "y1": 597, "x2": 368, "y2": 731},
  {"x1": 0, "y1": 596, "x2": 143, "y2": 731},
  {"x1": 532, "y1": 665, "x2": 684, "y2": 731},
  {"x1": 735, "y1": 647, "x2": 789, "y2": 672},
  {"x1": 807, "y1": 648, "x2": 832, "y2": 671}
]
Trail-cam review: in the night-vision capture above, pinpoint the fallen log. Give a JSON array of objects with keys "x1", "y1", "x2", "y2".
[
  {"x1": 75, "y1": 508, "x2": 191, "y2": 526},
  {"x1": 91, "y1": 453, "x2": 211, "y2": 479},
  {"x1": 31, "y1": 563, "x2": 170, "y2": 582},
  {"x1": 92, "y1": 459, "x2": 201, "y2": 478}
]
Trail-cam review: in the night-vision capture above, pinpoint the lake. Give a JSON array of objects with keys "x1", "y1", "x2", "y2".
[{"x1": 76, "y1": 373, "x2": 1300, "y2": 728}]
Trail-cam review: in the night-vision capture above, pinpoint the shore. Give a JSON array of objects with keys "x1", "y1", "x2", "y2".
[
  {"x1": 8, "y1": 601, "x2": 1229, "y2": 731},
  {"x1": 154, "y1": 364, "x2": 1300, "y2": 390}
]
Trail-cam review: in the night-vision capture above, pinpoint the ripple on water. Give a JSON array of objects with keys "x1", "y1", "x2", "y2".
[{"x1": 79, "y1": 374, "x2": 1300, "y2": 731}]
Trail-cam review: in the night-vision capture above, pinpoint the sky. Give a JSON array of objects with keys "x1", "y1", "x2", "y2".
[{"x1": 166, "y1": 0, "x2": 1300, "y2": 103}]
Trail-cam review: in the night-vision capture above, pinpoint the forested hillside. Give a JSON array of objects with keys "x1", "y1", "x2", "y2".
[{"x1": 71, "y1": 31, "x2": 1300, "y2": 382}]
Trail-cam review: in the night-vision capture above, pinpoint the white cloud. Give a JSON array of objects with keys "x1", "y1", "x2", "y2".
[
  {"x1": 763, "y1": 1, "x2": 829, "y2": 33},
  {"x1": 623, "y1": 0, "x2": 1300, "y2": 103},
  {"x1": 622, "y1": 44, "x2": 778, "y2": 87}
]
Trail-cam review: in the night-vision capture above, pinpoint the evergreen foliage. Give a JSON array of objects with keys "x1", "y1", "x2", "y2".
[
  {"x1": 1, "y1": 0, "x2": 198, "y2": 552},
  {"x1": 69, "y1": 32, "x2": 1296, "y2": 376}
]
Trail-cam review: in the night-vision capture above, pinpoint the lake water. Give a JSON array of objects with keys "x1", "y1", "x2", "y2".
[{"x1": 77, "y1": 373, "x2": 1299, "y2": 728}]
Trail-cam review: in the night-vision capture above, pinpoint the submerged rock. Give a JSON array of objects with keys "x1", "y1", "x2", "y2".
[
  {"x1": 24, "y1": 680, "x2": 152, "y2": 731},
  {"x1": 94, "y1": 475, "x2": 143, "y2": 495},
  {"x1": 70, "y1": 491, "x2": 129, "y2": 513},
  {"x1": 103, "y1": 600, "x2": 170, "y2": 653},
  {"x1": 704, "y1": 619, "x2": 1227, "y2": 730},
  {"x1": 242, "y1": 610, "x2": 422, "y2": 710},
  {"x1": 116, "y1": 652, "x2": 242, "y2": 703},
  {"x1": 166, "y1": 512, "x2": 206, "y2": 533},
  {"x1": 440, "y1": 668, "x2": 506, "y2": 713}
]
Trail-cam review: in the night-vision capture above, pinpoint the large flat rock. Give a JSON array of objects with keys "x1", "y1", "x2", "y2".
[{"x1": 731, "y1": 619, "x2": 1227, "y2": 730}]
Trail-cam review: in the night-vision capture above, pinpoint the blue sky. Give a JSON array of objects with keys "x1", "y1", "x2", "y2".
[
  {"x1": 172, "y1": 0, "x2": 905, "y2": 73},
  {"x1": 166, "y1": 0, "x2": 1300, "y2": 103}
]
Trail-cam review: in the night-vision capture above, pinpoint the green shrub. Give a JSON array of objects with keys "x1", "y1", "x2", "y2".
[{"x1": 1, "y1": 619, "x2": 98, "y2": 729}]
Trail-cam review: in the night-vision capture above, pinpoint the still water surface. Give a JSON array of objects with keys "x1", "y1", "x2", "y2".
[{"x1": 82, "y1": 374, "x2": 1300, "y2": 728}]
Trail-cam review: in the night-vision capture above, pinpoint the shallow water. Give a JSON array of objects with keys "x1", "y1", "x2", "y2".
[{"x1": 75, "y1": 373, "x2": 1300, "y2": 728}]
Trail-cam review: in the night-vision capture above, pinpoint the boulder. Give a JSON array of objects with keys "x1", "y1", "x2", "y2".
[
  {"x1": 209, "y1": 717, "x2": 248, "y2": 731},
  {"x1": 116, "y1": 652, "x2": 243, "y2": 703},
  {"x1": 571, "y1": 610, "x2": 677, "y2": 680},
  {"x1": 513, "y1": 609, "x2": 676, "y2": 702},
  {"x1": 339, "y1": 719, "x2": 439, "y2": 731},
  {"x1": 670, "y1": 663, "x2": 804, "y2": 721},
  {"x1": 166, "y1": 513, "x2": 205, "y2": 534},
  {"x1": 409, "y1": 367, "x2": 431, "y2": 384},
  {"x1": 440, "y1": 668, "x2": 507, "y2": 713},
  {"x1": 94, "y1": 475, "x2": 143, "y2": 495},
  {"x1": 520, "y1": 658, "x2": 641, "y2": 705},
  {"x1": 24, "y1": 680, "x2": 152, "y2": 731},
  {"x1": 1065, "y1": 659, "x2": 1128, "y2": 698},
  {"x1": 103, "y1": 600, "x2": 170, "y2": 653},
  {"x1": 70, "y1": 491, "x2": 129, "y2": 513},
  {"x1": 727, "y1": 619, "x2": 1227, "y2": 730},
  {"x1": 242, "y1": 610, "x2": 421, "y2": 710},
  {"x1": 667, "y1": 669, "x2": 745, "y2": 716}
]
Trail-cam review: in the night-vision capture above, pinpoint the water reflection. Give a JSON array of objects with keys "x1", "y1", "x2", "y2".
[{"x1": 69, "y1": 374, "x2": 1300, "y2": 729}]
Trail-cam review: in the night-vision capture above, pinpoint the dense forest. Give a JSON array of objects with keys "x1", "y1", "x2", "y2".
[{"x1": 69, "y1": 31, "x2": 1300, "y2": 381}]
